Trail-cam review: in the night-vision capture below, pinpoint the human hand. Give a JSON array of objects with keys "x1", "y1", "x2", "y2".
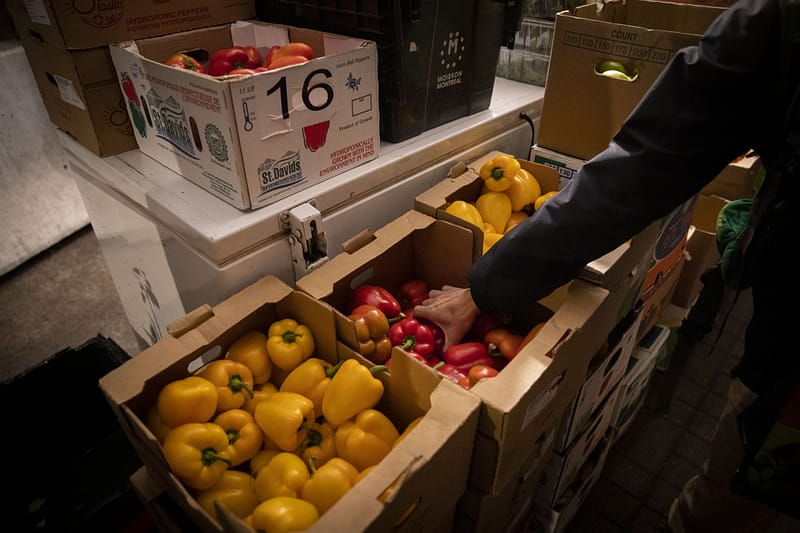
[{"x1": 413, "y1": 285, "x2": 480, "y2": 350}]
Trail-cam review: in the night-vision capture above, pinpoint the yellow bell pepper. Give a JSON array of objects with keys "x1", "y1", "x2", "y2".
[
  {"x1": 482, "y1": 231, "x2": 504, "y2": 255},
  {"x1": 335, "y1": 409, "x2": 399, "y2": 471},
  {"x1": 226, "y1": 330, "x2": 272, "y2": 385},
  {"x1": 250, "y1": 448, "x2": 281, "y2": 476},
  {"x1": 504, "y1": 210, "x2": 528, "y2": 234},
  {"x1": 392, "y1": 416, "x2": 424, "y2": 449},
  {"x1": 534, "y1": 190, "x2": 559, "y2": 211},
  {"x1": 156, "y1": 375, "x2": 219, "y2": 428},
  {"x1": 195, "y1": 470, "x2": 259, "y2": 522},
  {"x1": 475, "y1": 191, "x2": 512, "y2": 234},
  {"x1": 162, "y1": 422, "x2": 232, "y2": 490},
  {"x1": 479, "y1": 154, "x2": 520, "y2": 192},
  {"x1": 250, "y1": 497, "x2": 319, "y2": 533},
  {"x1": 254, "y1": 391, "x2": 315, "y2": 452},
  {"x1": 145, "y1": 405, "x2": 172, "y2": 443},
  {"x1": 196, "y1": 359, "x2": 255, "y2": 412},
  {"x1": 301, "y1": 457, "x2": 359, "y2": 515},
  {"x1": 505, "y1": 168, "x2": 542, "y2": 211},
  {"x1": 254, "y1": 452, "x2": 310, "y2": 501},
  {"x1": 267, "y1": 318, "x2": 316, "y2": 371},
  {"x1": 213, "y1": 408, "x2": 264, "y2": 467},
  {"x1": 354, "y1": 465, "x2": 375, "y2": 484},
  {"x1": 242, "y1": 382, "x2": 278, "y2": 416},
  {"x1": 300, "y1": 421, "x2": 337, "y2": 469},
  {"x1": 444, "y1": 200, "x2": 483, "y2": 228},
  {"x1": 321, "y1": 359, "x2": 385, "y2": 426},
  {"x1": 279, "y1": 358, "x2": 343, "y2": 415}
]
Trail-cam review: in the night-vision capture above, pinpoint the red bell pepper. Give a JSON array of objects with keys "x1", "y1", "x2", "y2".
[
  {"x1": 349, "y1": 304, "x2": 393, "y2": 364},
  {"x1": 483, "y1": 328, "x2": 525, "y2": 361},
  {"x1": 208, "y1": 46, "x2": 260, "y2": 77},
  {"x1": 465, "y1": 364, "x2": 499, "y2": 389},
  {"x1": 388, "y1": 317, "x2": 435, "y2": 360},
  {"x1": 419, "y1": 317, "x2": 445, "y2": 358},
  {"x1": 396, "y1": 279, "x2": 429, "y2": 308},
  {"x1": 164, "y1": 53, "x2": 206, "y2": 73},
  {"x1": 238, "y1": 45, "x2": 261, "y2": 67},
  {"x1": 349, "y1": 285, "x2": 403, "y2": 322},
  {"x1": 443, "y1": 342, "x2": 495, "y2": 373},
  {"x1": 433, "y1": 362, "x2": 467, "y2": 384}
]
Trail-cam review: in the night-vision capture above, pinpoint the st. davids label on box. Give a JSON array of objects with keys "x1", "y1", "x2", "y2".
[{"x1": 110, "y1": 21, "x2": 380, "y2": 210}]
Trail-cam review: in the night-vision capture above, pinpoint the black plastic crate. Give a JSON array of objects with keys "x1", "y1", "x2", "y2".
[
  {"x1": 2, "y1": 335, "x2": 145, "y2": 532},
  {"x1": 257, "y1": 0, "x2": 522, "y2": 143}
]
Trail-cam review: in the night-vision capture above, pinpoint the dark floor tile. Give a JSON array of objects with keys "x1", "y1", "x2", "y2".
[
  {"x1": 564, "y1": 507, "x2": 625, "y2": 533},
  {"x1": 673, "y1": 431, "x2": 712, "y2": 468},
  {"x1": 658, "y1": 396, "x2": 695, "y2": 426},
  {"x1": 582, "y1": 477, "x2": 641, "y2": 527},
  {"x1": 672, "y1": 377, "x2": 705, "y2": 405},
  {"x1": 627, "y1": 505, "x2": 671, "y2": 533},
  {"x1": 686, "y1": 410, "x2": 719, "y2": 442},
  {"x1": 683, "y1": 353, "x2": 726, "y2": 387},
  {"x1": 700, "y1": 391, "x2": 727, "y2": 419},
  {"x1": 623, "y1": 416, "x2": 683, "y2": 473},
  {"x1": 602, "y1": 452, "x2": 656, "y2": 499},
  {"x1": 646, "y1": 478, "x2": 681, "y2": 516},
  {"x1": 658, "y1": 455, "x2": 699, "y2": 491}
]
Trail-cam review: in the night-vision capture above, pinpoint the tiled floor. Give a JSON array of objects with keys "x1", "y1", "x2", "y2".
[{"x1": 1, "y1": 225, "x2": 798, "y2": 532}]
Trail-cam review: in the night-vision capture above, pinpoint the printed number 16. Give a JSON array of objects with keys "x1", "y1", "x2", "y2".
[{"x1": 267, "y1": 68, "x2": 334, "y2": 119}]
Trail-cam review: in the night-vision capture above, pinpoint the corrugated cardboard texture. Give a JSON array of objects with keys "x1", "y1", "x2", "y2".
[
  {"x1": 538, "y1": 0, "x2": 725, "y2": 160},
  {"x1": 6, "y1": 0, "x2": 255, "y2": 50}
]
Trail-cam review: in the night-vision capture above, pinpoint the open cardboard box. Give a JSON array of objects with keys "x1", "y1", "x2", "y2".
[
  {"x1": 415, "y1": 149, "x2": 658, "y2": 325},
  {"x1": 100, "y1": 275, "x2": 480, "y2": 533},
  {"x1": 296, "y1": 209, "x2": 613, "y2": 494},
  {"x1": 109, "y1": 20, "x2": 379, "y2": 210},
  {"x1": 537, "y1": 0, "x2": 726, "y2": 161}
]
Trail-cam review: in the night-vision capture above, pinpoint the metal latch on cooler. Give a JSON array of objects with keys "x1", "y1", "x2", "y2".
[{"x1": 283, "y1": 202, "x2": 329, "y2": 279}]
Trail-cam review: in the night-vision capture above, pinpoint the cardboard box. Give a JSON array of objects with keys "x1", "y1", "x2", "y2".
[
  {"x1": 100, "y1": 275, "x2": 481, "y2": 533},
  {"x1": 415, "y1": 150, "x2": 660, "y2": 294},
  {"x1": 701, "y1": 153, "x2": 762, "y2": 201},
  {"x1": 531, "y1": 432, "x2": 613, "y2": 533},
  {"x1": 296, "y1": 209, "x2": 612, "y2": 494},
  {"x1": 537, "y1": 385, "x2": 620, "y2": 504},
  {"x1": 109, "y1": 20, "x2": 380, "y2": 210},
  {"x1": 639, "y1": 195, "x2": 696, "y2": 302},
  {"x1": 455, "y1": 425, "x2": 556, "y2": 533},
  {"x1": 611, "y1": 324, "x2": 669, "y2": 441},
  {"x1": 531, "y1": 144, "x2": 584, "y2": 190},
  {"x1": 18, "y1": 33, "x2": 137, "y2": 156},
  {"x1": 672, "y1": 194, "x2": 727, "y2": 308},
  {"x1": 6, "y1": 0, "x2": 255, "y2": 51},
  {"x1": 537, "y1": 0, "x2": 725, "y2": 160},
  {"x1": 638, "y1": 251, "x2": 685, "y2": 341},
  {"x1": 554, "y1": 309, "x2": 640, "y2": 452}
]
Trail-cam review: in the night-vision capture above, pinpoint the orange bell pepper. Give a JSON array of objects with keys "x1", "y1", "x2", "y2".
[
  {"x1": 349, "y1": 304, "x2": 393, "y2": 364},
  {"x1": 196, "y1": 359, "x2": 255, "y2": 412},
  {"x1": 483, "y1": 328, "x2": 525, "y2": 361}
]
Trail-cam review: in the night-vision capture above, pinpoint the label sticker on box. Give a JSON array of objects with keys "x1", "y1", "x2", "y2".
[
  {"x1": 53, "y1": 75, "x2": 86, "y2": 110},
  {"x1": 23, "y1": 0, "x2": 51, "y2": 25}
]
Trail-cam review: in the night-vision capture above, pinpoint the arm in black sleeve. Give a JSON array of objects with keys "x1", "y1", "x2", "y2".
[{"x1": 469, "y1": 0, "x2": 784, "y2": 315}]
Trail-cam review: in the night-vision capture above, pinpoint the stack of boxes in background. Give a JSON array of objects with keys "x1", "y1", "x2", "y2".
[{"x1": 6, "y1": 0, "x2": 255, "y2": 157}]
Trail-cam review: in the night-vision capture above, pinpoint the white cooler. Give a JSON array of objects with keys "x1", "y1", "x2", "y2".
[{"x1": 61, "y1": 78, "x2": 545, "y2": 349}]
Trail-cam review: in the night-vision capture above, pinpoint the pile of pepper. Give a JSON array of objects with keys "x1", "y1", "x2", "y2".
[
  {"x1": 146, "y1": 317, "x2": 422, "y2": 531},
  {"x1": 444, "y1": 153, "x2": 560, "y2": 254},
  {"x1": 164, "y1": 42, "x2": 315, "y2": 77},
  {"x1": 346, "y1": 280, "x2": 547, "y2": 391}
]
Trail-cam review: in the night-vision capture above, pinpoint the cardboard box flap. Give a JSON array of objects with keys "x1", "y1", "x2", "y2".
[
  {"x1": 100, "y1": 275, "x2": 333, "y2": 409},
  {"x1": 577, "y1": 0, "x2": 725, "y2": 35}
]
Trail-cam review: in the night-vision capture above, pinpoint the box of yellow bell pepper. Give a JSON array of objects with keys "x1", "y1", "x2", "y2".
[{"x1": 100, "y1": 274, "x2": 481, "y2": 533}]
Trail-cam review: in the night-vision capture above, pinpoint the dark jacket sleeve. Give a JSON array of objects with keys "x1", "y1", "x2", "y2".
[{"x1": 469, "y1": 0, "x2": 784, "y2": 314}]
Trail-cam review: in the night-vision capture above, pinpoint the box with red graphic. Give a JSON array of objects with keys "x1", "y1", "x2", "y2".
[{"x1": 110, "y1": 20, "x2": 379, "y2": 210}]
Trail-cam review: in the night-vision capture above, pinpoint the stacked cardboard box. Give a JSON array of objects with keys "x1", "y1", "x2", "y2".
[{"x1": 7, "y1": 0, "x2": 254, "y2": 157}]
